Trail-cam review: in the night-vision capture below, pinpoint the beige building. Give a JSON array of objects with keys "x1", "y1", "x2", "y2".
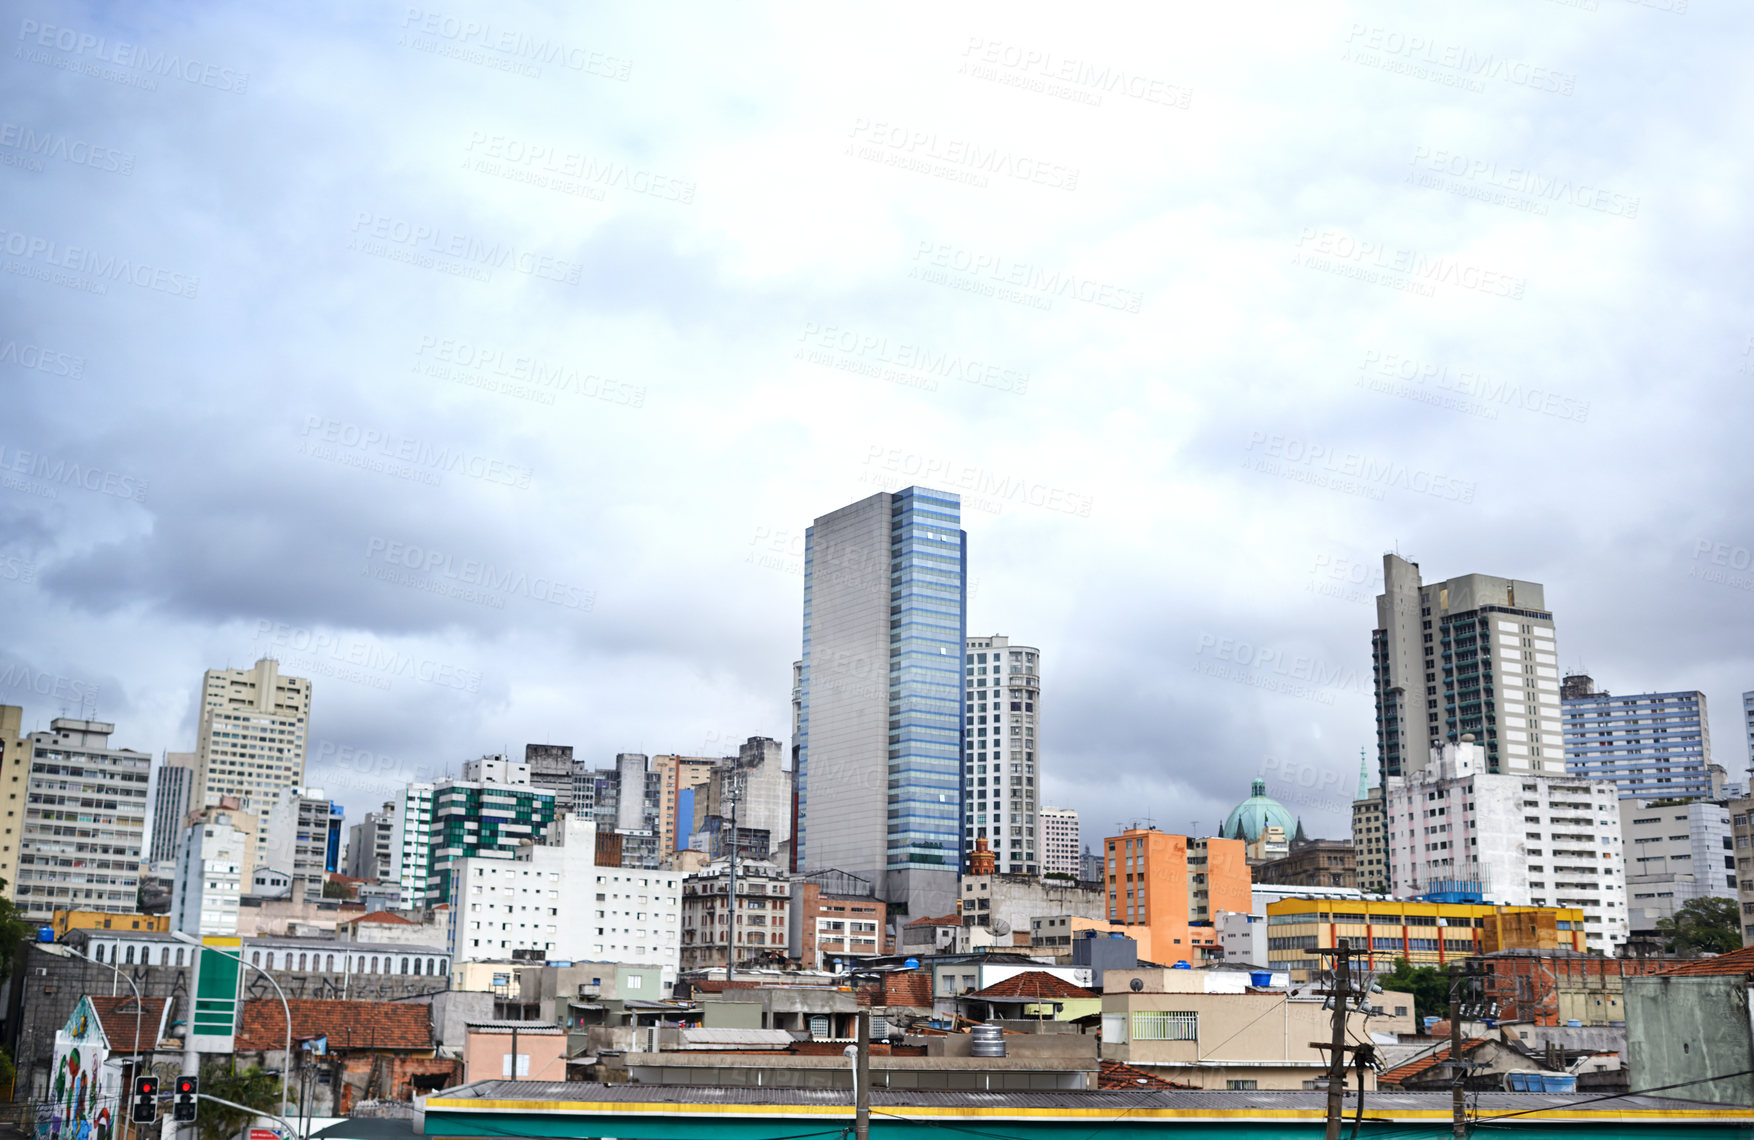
[
  {"x1": 650, "y1": 754, "x2": 717, "y2": 862},
  {"x1": 1100, "y1": 966, "x2": 1379, "y2": 1090},
  {"x1": 193, "y1": 658, "x2": 312, "y2": 867},
  {"x1": 0, "y1": 705, "x2": 27, "y2": 901},
  {"x1": 1352, "y1": 785, "x2": 1388, "y2": 893}
]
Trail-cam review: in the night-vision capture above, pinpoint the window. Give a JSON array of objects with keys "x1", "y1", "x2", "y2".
[
  {"x1": 1130, "y1": 1011, "x2": 1197, "y2": 1041},
  {"x1": 1227, "y1": 1079, "x2": 1258, "y2": 1090}
]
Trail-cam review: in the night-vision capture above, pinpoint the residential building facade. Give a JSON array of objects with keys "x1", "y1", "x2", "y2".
[
  {"x1": 1620, "y1": 798, "x2": 1736, "y2": 938},
  {"x1": 1102, "y1": 829, "x2": 1250, "y2": 965},
  {"x1": 650, "y1": 753, "x2": 716, "y2": 858},
  {"x1": 964, "y1": 635, "x2": 1041, "y2": 875},
  {"x1": 192, "y1": 657, "x2": 312, "y2": 868},
  {"x1": 1253, "y1": 838, "x2": 1357, "y2": 890},
  {"x1": 1562, "y1": 678, "x2": 1716, "y2": 799},
  {"x1": 1372, "y1": 555, "x2": 1561, "y2": 783},
  {"x1": 169, "y1": 798, "x2": 252, "y2": 935},
  {"x1": 797, "y1": 487, "x2": 966, "y2": 921},
  {"x1": 1726, "y1": 797, "x2": 1754, "y2": 944},
  {"x1": 345, "y1": 799, "x2": 397, "y2": 882},
  {"x1": 680, "y1": 858, "x2": 792, "y2": 972},
  {"x1": 523, "y1": 743, "x2": 577, "y2": 815},
  {"x1": 788, "y1": 870, "x2": 890, "y2": 968},
  {"x1": 427, "y1": 778, "x2": 557, "y2": 905},
  {"x1": 1384, "y1": 740, "x2": 1629, "y2": 952},
  {"x1": 262, "y1": 786, "x2": 343, "y2": 902},
  {"x1": 16, "y1": 718, "x2": 151, "y2": 921},
  {"x1": 390, "y1": 782, "x2": 435, "y2": 909},
  {"x1": 1039, "y1": 806, "x2": 1080, "y2": 878},
  {"x1": 0, "y1": 704, "x2": 28, "y2": 900}
]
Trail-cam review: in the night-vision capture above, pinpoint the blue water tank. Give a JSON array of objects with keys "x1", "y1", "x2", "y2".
[
  {"x1": 36, "y1": 927, "x2": 54, "y2": 943},
  {"x1": 1171, "y1": 960, "x2": 1191, "y2": 969},
  {"x1": 904, "y1": 958, "x2": 920, "y2": 970},
  {"x1": 1109, "y1": 932, "x2": 1124, "y2": 939},
  {"x1": 1250, "y1": 972, "x2": 1273, "y2": 987}
]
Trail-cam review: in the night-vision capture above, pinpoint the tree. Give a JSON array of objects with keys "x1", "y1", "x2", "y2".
[
  {"x1": 1379, "y1": 957, "x2": 1452, "y2": 1023},
  {"x1": 1655, "y1": 896, "x2": 1741, "y2": 957},
  {"x1": 0, "y1": 877, "x2": 34, "y2": 985},
  {"x1": 199, "y1": 1063, "x2": 282, "y2": 1140}
]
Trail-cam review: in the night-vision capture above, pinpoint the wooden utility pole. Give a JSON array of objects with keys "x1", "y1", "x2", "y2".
[{"x1": 854, "y1": 1009, "x2": 871, "y2": 1140}]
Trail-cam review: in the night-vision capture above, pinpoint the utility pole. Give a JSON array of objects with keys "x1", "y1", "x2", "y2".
[
  {"x1": 1322, "y1": 947, "x2": 1351, "y2": 1140},
  {"x1": 1448, "y1": 964, "x2": 1470, "y2": 1140},
  {"x1": 854, "y1": 1009, "x2": 870, "y2": 1140}
]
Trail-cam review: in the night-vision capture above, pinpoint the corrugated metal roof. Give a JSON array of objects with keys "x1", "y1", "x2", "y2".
[{"x1": 678, "y1": 1027, "x2": 797, "y2": 1047}]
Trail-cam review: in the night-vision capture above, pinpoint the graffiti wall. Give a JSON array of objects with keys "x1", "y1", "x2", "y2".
[{"x1": 37, "y1": 997, "x2": 120, "y2": 1140}]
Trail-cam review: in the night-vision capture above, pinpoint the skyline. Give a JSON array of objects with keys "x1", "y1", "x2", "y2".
[{"x1": 5, "y1": 3, "x2": 1754, "y2": 853}]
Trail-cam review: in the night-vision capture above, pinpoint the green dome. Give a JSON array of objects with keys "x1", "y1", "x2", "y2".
[{"x1": 1221, "y1": 779, "x2": 1296, "y2": 843}]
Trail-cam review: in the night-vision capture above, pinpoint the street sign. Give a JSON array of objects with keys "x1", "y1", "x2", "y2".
[{"x1": 190, "y1": 937, "x2": 242, "y2": 1052}]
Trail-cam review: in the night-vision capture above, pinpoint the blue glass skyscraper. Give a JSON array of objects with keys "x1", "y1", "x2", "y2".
[{"x1": 796, "y1": 486, "x2": 966, "y2": 919}]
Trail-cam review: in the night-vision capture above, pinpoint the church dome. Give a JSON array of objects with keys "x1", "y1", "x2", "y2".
[{"x1": 1221, "y1": 778, "x2": 1297, "y2": 843}]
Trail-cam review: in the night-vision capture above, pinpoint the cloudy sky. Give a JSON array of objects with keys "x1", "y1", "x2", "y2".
[{"x1": 3, "y1": 0, "x2": 1750, "y2": 856}]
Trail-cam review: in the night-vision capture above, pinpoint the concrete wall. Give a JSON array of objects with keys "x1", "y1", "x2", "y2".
[
  {"x1": 1626, "y1": 976, "x2": 1754, "y2": 1105},
  {"x1": 621, "y1": 1052, "x2": 1095, "y2": 1091},
  {"x1": 418, "y1": 989, "x2": 497, "y2": 1049}
]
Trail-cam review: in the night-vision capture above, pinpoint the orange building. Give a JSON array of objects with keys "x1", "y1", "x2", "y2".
[{"x1": 1103, "y1": 829, "x2": 1251, "y2": 965}]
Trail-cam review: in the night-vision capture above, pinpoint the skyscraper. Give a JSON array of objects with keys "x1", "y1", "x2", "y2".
[
  {"x1": 1372, "y1": 554, "x2": 1561, "y2": 782},
  {"x1": 1562, "y1": 677, "x2": 1715, "y2": 799},
  {"x1": 148, "y1": 751, "x2": 197, "y2": 872},
  {"x1": 192, "y1": 657, "x2": 312, "y2": 868},
  {"x1": 964, "y1": 635, "x2": 1040, "y2": 874},
  {"x1": 797, "y1": 487, "x2": 966, "y2": 920}
]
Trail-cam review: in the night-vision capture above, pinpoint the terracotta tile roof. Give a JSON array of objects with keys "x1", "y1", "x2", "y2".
[
  {"x1": 964, "y1": 971, "x2": 1098, "y2": 1002},
  {"x1": 88, "y1": 995, "x2": 168, "y2": 1053},
  {"x1": 1656, "y1": 946, "x2": 1754, "y2": 976},
  {"x1": 1098, "y1": 1060, "x2": 1195, "y2": 1090},
  {"x1": 235, "y1": 999, "x2": 431, "y2": 1052},
  {"x1": 342, "y1": 910, "x2": 415, "y2": 926},
  {"x1": 1380, "y1": 1039, "x2": 1487, "y2": 1087},
  {"x1": 905, "y1": 913, "x2": 962, "y2": 927}
]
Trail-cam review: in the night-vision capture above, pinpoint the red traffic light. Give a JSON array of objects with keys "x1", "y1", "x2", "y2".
[
  {"x1": 177, "y1": 1079, "x2": 194, "y2": 1094},
  {"x1": 136, "y1": 1077, "x2": 158, "y2": 1095}
]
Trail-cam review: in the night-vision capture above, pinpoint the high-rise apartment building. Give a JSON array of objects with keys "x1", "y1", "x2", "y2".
[
  {"x1": 148, "y1": 752, "x2": 196, "y2": 874},
  {"x1": 524, "y1": 743, "x2": 577, "y2": 814},
  {"x1": 1743, "y1": 691, "x2": 1754, "y2": 781},
  {"x1": 0, "y1": 705, "x2": 28, "y2": 900},
  {"x1": 693, "y1": 737, "x2": 792, "y2": 861},
  {"x1": 15, "y1": 718, "x2": 151, "y2": 921},
  {"x1": 389, "y1": 782, "x2": 435, "y2": 909},
  {"x1": 963, "y1": 635, "x2": 1040, "y2": 875},
  {"x1": 345, "y1": 800, "x2": 397, "y2": 882},
  {"x1": 575, "y1": 753, "x2": 664, "y2": 868},
  {"x1": 1384, "y1": 739, "x2": 1628, "y2": 953},
  {"x1": 1102, "y1": 828, "x2": 1250, "y2": 964},
  {"x1": 170, "y1": 797, "x2": 253, "y2": 935},
  {"x1": 192, "y1": 657, "x2": 312, "y2": 868},
  {"x1": 1619, "y1": 798, "x2": 1735, "y2": 938},
  {"x1": 1562, "y1": 678, "x2": 1715, "y2": 799},
  {"x1": 1039, "y1": 806, "x2": 1080, "y2": 878},
  {"x1": 680, "y1": 858, "x2": 792, "y2": 972},
  {"x1": 797, "y1": 487, "x2": 966, "y2": 920},
  {"x1": 1372, "y1": 555, "x2": 1561, "y2": 781},
  {"x1": 261, "y1": 787, "x2": 343, "y2": 902},
  {"x1": 650, "y1": 754, "x2": 717, "y2": 857},
  {"x1": 426, "y1": 778, "x2": 556, "y2": 905}
]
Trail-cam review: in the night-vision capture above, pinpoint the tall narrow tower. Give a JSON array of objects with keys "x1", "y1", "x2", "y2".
[{"x1": 797, "y1": 487, "x2": 966, "y2": 920}]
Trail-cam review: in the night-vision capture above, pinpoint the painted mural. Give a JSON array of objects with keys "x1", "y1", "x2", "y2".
[{"x1": 36, "y1": 997, "x2": 119, "y2": 1140}]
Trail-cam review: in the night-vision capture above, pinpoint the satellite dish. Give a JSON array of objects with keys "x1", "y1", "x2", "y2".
[
  {"x1": 992, "y1": 919, "x2": 1011, "y2": 937},
  {"x1": 1130, "y1": 978, "x2": 1144, "y2": 992}
]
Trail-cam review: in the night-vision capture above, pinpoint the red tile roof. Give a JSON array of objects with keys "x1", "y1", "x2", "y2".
[
  {"x1": 342, "y1": 910, "x2": 415, "y2": 926},
  {"x1": 1380, "y1": 1039, "x2": 1487, "y2": 1087},
  {"x1": 88, "y1": 995, "x2": 168, "y2": 1053},
  {"x1": 235, "y1": 999, "x2": 431, "y2": 1052},
  {"x1": 905, "y1": 913, "x2": 962, "y2": 927},
  {"x1": 1656, "y1": 947, "x2": 1754, "y2": 976},
  {"x1": 964, "y1": 970, "x2": 1099, "y2": 1002},
  {"x1": 1098, "y1": 1059, "x2": 1196, "y2": 1090}
]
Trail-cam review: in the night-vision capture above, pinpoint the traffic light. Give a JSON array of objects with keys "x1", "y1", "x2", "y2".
[
  {"x1": 131, "y1": 1077, "x2": 158, "y2": 1124},
  {"x1": 172, "y1": 1076, "x2": 198, "y2": 1122}
]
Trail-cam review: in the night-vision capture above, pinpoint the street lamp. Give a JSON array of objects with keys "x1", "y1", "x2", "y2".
[
  {"x1": 171, "y1": 931, "x2": 292, "y2": 1124},
  {"x1": 39, "y1": 943, "x2": 146, "y2": 1140}
]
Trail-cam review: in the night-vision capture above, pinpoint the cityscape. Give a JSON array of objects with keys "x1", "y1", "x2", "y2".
[{"x1": 7, "y1": 2, "x2": 1754, "y2": 1137}]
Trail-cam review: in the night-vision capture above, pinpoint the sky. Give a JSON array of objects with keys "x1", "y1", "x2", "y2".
[{"x1": 2, "y1": 0, "x2": 1751, "y2": 857}]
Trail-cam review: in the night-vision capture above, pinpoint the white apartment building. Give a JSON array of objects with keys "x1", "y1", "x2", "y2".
[
  {"x1": 1385, "y1": 739, "x2": 1629, "y2": 952},
  {"x1": 1620, "y1": 798, "x2": 1736, "y2": 937},
  {"x1": 965, "y1": 635, "x2": 1042, "y2": 875},
  {"x1": 1039, "y1": 806, "x2": 1080, "y2": 878},
  {"x1": 1373, "y1": 557, "x2": 1562, "y2": 785},
  {"x1": 193, "y1": 658, "x2": 312, "y2": 867},
  {"x1": 448, "y1": 817, "x2": 683, "y2": 993},
  {"x1": 170, "y1": 800, "x2": 252, "y2": 935},
  {"x1": 15, "y1": 719, "x2": 151, "y2": 922},
  {"x1": 262, "y1": 786, "x2": 339, "y2": 902},
  {"x1": 462, "y1": 754, "x2": 529, "y2": 785},
  {"x1": 389, "y1": 783, "x2": 434, "y2": 908}
]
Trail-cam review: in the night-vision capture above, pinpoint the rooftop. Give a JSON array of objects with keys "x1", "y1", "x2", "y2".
[
  {"x1": 965, "y1": 971, "x2": 1098, "y2": 1002},
  {"x1": 1656, "y1": 947, "x2": 1754, "y2": 977}
]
